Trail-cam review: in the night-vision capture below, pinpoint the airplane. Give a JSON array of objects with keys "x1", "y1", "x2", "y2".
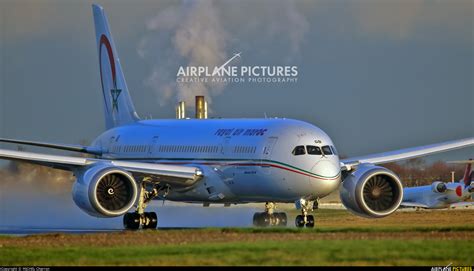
[
  {"x1": 401, "y1": 160, "x2": 474, "y2": 209},
  {"x1": 0, "y1": 4, "x2": 473, "y2": 230}
]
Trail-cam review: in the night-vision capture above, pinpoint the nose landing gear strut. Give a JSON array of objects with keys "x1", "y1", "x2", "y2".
[{"x1": 295, "y1": 199, "x2": 317, "y2": 228}]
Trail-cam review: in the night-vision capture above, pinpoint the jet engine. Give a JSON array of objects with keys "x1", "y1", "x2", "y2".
[
  {"x1": 431, "y1": 181, "x2": 447, "y2": 193},
  {"x1": 340, "y1": 164, "x2": 403, "y2": 218},
  {"x1": 72, "y1": 164, "x2": 138, "y2": 217}
]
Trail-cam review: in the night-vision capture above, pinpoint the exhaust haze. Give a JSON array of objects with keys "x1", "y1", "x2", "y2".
[{"x1": 0, "y1": 162, "x2": 259, "y2": 231}]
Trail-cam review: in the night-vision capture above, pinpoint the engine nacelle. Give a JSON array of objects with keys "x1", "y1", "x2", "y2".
[
  {"x1": 431, "y1": 181, "x2": 447, "y2": 193},
  {"x1": 340, "y1": 164, "x2": 403, "y2": 218},
  {"x1": 72, "y1": 164, "x2": 138, "y2": 217}
]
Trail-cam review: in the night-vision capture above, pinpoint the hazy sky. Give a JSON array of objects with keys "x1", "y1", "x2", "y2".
[{"x1": 0, "y1": 0, "x2": 472, "y2": 162}]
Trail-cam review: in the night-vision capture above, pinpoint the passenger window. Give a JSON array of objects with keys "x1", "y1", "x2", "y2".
[
  {"x1": 306, "y1": 145, "x2": 322, "y2": 155},
  {"x1": 322, "y1": 145, "x2": 333, "y2": 155},
  {"x1": 292, "y1": 145, "x2": 306, "y2": 156}
]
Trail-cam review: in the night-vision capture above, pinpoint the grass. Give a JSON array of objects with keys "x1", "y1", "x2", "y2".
[
  {"x1": 1, "y1": 208, "x2": 473, "y2": 266},
  {"x1": 2, "y1": 239, "x2": 472, "y2": 266}
]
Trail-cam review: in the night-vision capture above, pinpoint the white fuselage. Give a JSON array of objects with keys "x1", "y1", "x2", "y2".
[
  {"x1": 403, "y1": 182, "x2": 473, "y2": 209},
  {"x1": 91, "y1": 118, "x2": 341, "y2": 203}
]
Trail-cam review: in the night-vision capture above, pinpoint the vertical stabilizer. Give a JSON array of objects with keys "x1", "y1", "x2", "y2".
[
  {"x1": 462, "y1": 159, "x2": 473, "y2": 186},
  {"x1": 92, "y1": 4, "x2": 140, "y2": 129}
]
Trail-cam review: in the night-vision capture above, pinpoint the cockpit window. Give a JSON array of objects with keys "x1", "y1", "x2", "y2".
[
  {"x1": 322, "y1": 145, "x2": 333, "y2": 155},
  {"x1": 330, "y1": 145, "x2": 338, "y2": 155},
  {"x1": 306, "y1": 145, "x2": 322, "y2": 155},
  {"x1": 292, "y1": 145, "x2": 306, "y2": 156}
]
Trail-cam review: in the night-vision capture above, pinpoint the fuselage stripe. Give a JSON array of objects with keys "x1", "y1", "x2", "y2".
[
  {"x1": 233, "y1": 163, "x2": 340, "y2": 180},
  {"x1": 107, "y1": 157, "x2": 340, "y2": 180}
]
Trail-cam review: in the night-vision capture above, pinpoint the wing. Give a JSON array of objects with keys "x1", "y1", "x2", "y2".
[
  {"x1": 341, "y1": 137, "x2": 474, "y2": 170},
  {"x1": 0, "y1": 148, "x2": 202, "y2": 187},
  {"x1": 0, "y1": 137, "x2": 102, "y2": 155}
]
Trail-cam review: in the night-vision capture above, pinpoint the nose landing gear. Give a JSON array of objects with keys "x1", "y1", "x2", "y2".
[
  {"x1": 252, "y1": 202, "x2": 288, "y2": 227},
  {"x1": 295, "y1": 199, "x2": 316, "y2": 228}
]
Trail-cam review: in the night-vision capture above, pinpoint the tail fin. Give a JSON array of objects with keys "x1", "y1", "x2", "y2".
[
  {"x1": 92, "y1": 4, "x2": 139, "y2": 129},
  {"x1": 462, "y1": 158, "x2": 473, "y2": 186}
]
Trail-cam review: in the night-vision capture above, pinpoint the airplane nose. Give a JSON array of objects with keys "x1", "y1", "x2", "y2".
[
  {"x1": 310, "y1": 160, "x2": 341, "y2": 194},
  {"x1": 312, "y1": 160, "x2": 339, "y2": 178}
]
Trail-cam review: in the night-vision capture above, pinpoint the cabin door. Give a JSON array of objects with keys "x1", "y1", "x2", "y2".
[
  {"x1": 261, "y1": 136, "x2": 278, "y2": 174},
  {"x1": 148, "y1": 136, "x2": 159, "y2": 157}
]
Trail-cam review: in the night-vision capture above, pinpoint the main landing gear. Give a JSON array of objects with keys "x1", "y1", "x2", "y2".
[
  {"x1": 295, "y1": 199, "x2": 317, "y2": 228},
  {"x1": 123, "y1": 181, "x2": 167, "y2": 230},
  {"x1": 123, "y1": 212, "x2": 157, "y2": 230},
  {"x1": 253, "y1": 202, "x2": 288, "y2": 227}
]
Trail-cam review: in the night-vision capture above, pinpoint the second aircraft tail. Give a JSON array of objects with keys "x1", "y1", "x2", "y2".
[{"x1": 462, "y1": 159, "x2": 473, "y2": 186}]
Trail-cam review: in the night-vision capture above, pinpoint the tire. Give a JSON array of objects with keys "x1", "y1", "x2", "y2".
[
  {"x1": 276, "y1": 212, "x2": 287, "y2": 227},
  {"x1": 305, "y1": 215, "x2": 315, "y2": 228},
  {"x1": 123, "y1": 212, "x2": 140, "y2": 230},
  {"x1": 145, "y1": 212, "x2": 158, "y2": 229},
  {"x1": 295, "y1": 215, "x2": 305, "y2": 228},
  {"x1": 253, "y1": 212, "x2": 262, "y2": 226},
  {"x1": 261, "y1": 213, "x2": 271, "y2": 227}
]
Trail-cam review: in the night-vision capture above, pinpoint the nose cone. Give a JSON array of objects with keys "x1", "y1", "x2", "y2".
[
  {"x1": 310, "y1": 160, "x2": 341, "y2": 196},
  {"x1": 312, "y1": 160, "x2": 339, "y2": 177}
]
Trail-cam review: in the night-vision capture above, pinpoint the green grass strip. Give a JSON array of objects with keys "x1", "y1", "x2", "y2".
[{"x1": 1, "y1": 239, "x2": 472, "y2": 266}]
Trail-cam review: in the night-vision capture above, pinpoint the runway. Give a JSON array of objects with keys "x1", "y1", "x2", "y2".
[
  {"x1": 0, "y1": 226, "x2": 209, "y2": 235},
  {"x1": 2, "y1": 205, "x2": 474, "y2": 236},
  {"x1": 0, "y1": 227, "x2": 122, "y2": 235}
]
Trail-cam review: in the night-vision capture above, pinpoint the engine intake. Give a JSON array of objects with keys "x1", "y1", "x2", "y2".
[
  {"x1": 431, "y1": 181, "x2": 447, "y2": 193},
  {"x1": 72, "y1": 164, "x2": 138, "y2": 217},
  {"x1": 95, "y1": 172, "x2": 135, "y2": 212},
  {"x1": 340, "y1": 164, "x2": 403, "y2": 218}
]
